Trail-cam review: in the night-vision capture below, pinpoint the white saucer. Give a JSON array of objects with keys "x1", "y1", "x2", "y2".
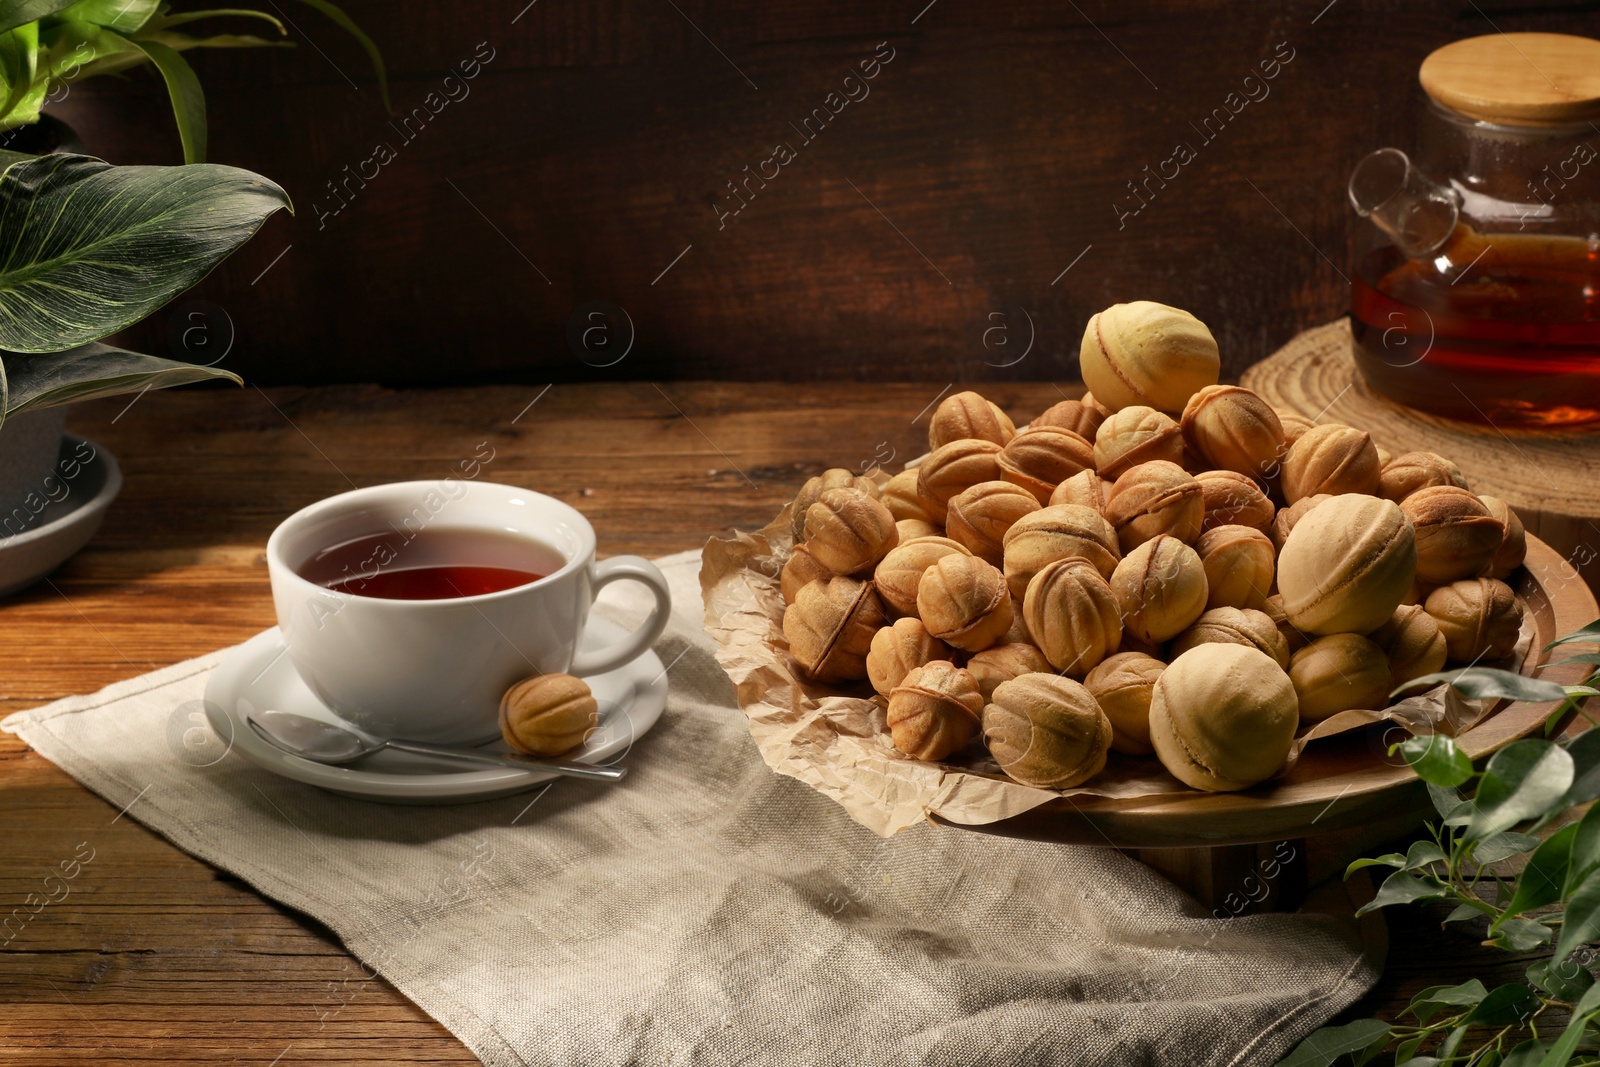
[{"x1": 202, "y1": 617, "x2": 668, "y2": 804}]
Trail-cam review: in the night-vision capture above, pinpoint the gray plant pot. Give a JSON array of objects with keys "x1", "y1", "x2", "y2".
[
  {"x1": 0, "y1": 407, "x2": 69, "y2": 529},
  {"x1": 0, "y1": 429, "x2": 122, "y2": 597}
]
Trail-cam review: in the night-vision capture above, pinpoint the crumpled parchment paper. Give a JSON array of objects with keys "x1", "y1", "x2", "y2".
[{"x1": 701, "y1": 504, "x2": 1528, "y2": 838}]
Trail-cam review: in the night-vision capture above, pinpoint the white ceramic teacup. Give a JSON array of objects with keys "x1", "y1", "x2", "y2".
[{"x1": 265, "y1": 479, "x2": 671, "y2": 744}]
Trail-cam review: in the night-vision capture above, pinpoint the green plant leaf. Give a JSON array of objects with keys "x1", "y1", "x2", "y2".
[
  {"x1": 1488, "y1": 918, "x2": 1554, "y2": 952},
  {"x1": 149, "y1": 7, "x2": 287, "y2": 34},
  {"x1": 0, "y1": 342, "x2": 239, "y2": 415},
  {"x1": 1401, "y1": 668, "x2": 1570, "y2": 704},
  {"x1": 1354, "y1": 1041, "x2": 1392, "y2": 1067},
  {"x1": 1431, "y1": 782, "x2": 1474, "y2": 823},
  {"x1": 45, "y1": 16, "x2": 146, "y2": 79},
  {"x1": 40, "y1": 16, "x2": 126, "y2": 73},
  {"x1": 1394, "y1": 1034, "x2": 1426, "y2": 1062},
  {"x1": 1555, "y1": 867, "x2": 1600, "y2": 964},
  {"x1": 1535, "y1": 987, "x2": 1600, "y2": 1067},
  {"x1": 1405, "y1": 983, "x2": 1456, "y2": 1010},
  {"x1": 290, "y1": 0, "x2": 389, "y2": 112},
  {"x1": 1358, "y1": 868, "x2": 1450, "y2": 916},
  {"x1": 1543, "y1": 697, "x2": 1567, "y2": 736},
  {"x1": 1528, "y1": 958, "x2": 1595, "y2": 1001},
  {"x1": 61, "y1": 0, "x2": 159, "y2": 32},
  {"x1": 1565, "y1": 803, "x2": 1600, "y2": 895},
  {"x1": 1546, "y1": 620, "x2": 1600, "y2": 651},
  {"x1": 0, "y1": 78, "x2": 48, "y2": 129},
  {"x1": 0, "y1": 20, "x2": 37, "y2": 107},
  {"x1": 1502, "y1": 1040, "x2": 1544, "y2": 1067},
  {"x1": 1467, "y1": 740, "x2": 1576, "y2": 841},
  {"x1": 1347, "y1": 853, "x2": 1407, "y2": 878},
  {"x1": 135, "y1": 28, "x2": 289, "y2": 52},
  {"x1": 105, "y1": 31, "x2": 204, "y2": 162},
  {"x1": 1278, "y1": 1018, "x2": 1394, "y2": 1067},
  {"x1": 0, "y1": 152, "x2": 289, "y2": 352},
  {"x1": 1546, "y1": 653, "x2": 1600, "y2": 668},
  {"x1": 1476, "y1": 832, "x2": 1544, "y2": 864},
  {"x1": 1445, "y1": 903, "x2": 1484, "y2": 925},
  {"x1": 1438, "y1": 1026, "x2": 1469, "y2": 1059},
  {"x1": 1555, "y1": 729, "x2": 1600, "y2": 812},
  {"x1": 1463, "y1": 983, "x2": 1540, "y2": 1026},
  {"x1": 1407, "y1": 979, "x2": 1489, "y2": 1023},
  {"x1": 1497, "y1": 823, "x2": 1579, "y2": 925},
  {"x1": 1400, "y1": 733, "x2": 1476, "y2": 787},
  {"x1": 1574, "y1": 979, "x2": 1600, "y2": 1017},
  {"x1": 1406, "y1": 839, "x2": 1450, "y2": 870},
  {"x1": 0, "y1": 0, "x2": 76, "y2": 35}
]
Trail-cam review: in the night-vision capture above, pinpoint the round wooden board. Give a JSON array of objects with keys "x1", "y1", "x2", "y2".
[
  {"x1": 967, "y1": 534, "x2": 1596, "y2": 851},
  {"x1": 1241, "y1": 318, "x2": 1600, "y2": 588}
]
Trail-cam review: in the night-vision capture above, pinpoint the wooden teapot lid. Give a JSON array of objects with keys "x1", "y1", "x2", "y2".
[{"x1": 1420, "y1": 32, "x2": 1600, "y2": 125}]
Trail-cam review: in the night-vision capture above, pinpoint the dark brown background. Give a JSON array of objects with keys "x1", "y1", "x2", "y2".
[{"x1": 48, "y1": 0, "x2": 1600, "y2": 385}]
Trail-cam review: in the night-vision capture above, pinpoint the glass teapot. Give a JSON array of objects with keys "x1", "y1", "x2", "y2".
[{"x1": 1347, "y1": 32, "x2": 1600, "y2": 428}]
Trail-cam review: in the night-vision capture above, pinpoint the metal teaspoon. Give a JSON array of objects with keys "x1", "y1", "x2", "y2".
[{"x1": 245, "y1": 708, "x2": 626, "y2": 783}]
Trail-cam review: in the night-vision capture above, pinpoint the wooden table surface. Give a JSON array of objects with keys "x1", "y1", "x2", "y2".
[{"x1": 0, "y1": 381, "x2": 1571, "y2": 1064}]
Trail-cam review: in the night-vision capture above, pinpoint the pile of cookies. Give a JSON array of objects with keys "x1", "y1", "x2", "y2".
[{"x1": 778, "y1": 301, "x2": 1528, "y2": 794}]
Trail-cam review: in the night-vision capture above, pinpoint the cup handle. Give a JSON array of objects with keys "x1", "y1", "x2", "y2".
[{"x1": 569, "y1": 555, "x2": 673, "y2": 677}]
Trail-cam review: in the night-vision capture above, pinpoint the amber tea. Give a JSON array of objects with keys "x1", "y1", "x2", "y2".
[
  {"x1": 296, "y1": 528, "x2": 562, "y2": 600},
  {"x1": 1351, "y1": 232, "x2": 1600, "y2": 428}
]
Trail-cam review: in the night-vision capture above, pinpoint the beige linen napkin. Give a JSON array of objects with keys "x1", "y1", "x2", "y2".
[{"x1": 3, "y1": 550, "x2": 1381, "y2": 1066}]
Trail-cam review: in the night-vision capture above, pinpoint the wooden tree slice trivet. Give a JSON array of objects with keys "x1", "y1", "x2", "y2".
[{"x1": 1243, "y1": 318, "x2": 1600, "y2": 590}]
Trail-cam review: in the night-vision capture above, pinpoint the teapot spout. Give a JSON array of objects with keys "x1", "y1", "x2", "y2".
[{"x1": 1348, "y1": 148, "x2": 1460, "y2": 260}]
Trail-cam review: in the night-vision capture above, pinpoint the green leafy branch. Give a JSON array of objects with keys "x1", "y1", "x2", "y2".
[{"x1": 1282, "y1": 621, "x2": 1600, "y2": 1066}]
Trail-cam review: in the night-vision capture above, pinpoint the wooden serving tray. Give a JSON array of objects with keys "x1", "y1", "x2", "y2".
[{"x1": 952, "y1": 535, "x2": 1596, "y2": 909}]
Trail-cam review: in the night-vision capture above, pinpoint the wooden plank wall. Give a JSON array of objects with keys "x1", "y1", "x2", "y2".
[{"x1": 47, "y1": 0, "x2": 1600, "y2": 385}]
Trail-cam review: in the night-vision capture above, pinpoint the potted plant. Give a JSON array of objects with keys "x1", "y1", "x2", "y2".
[
  {"x1": 0, "y1": 2, "x2": 383, "y2": 591},
  {"x1": 0, "y1": 148, "x2": 290, "y2": 592},
  {"x1": 0, "y1": 0, "x2": 388, "y2": 162}
]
